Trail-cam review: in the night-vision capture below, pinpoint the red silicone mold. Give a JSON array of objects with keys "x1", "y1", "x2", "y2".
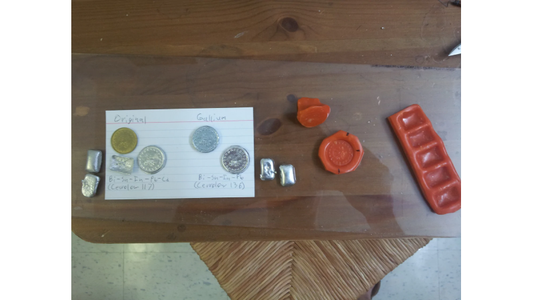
[
  {"x1": 318, "y1": 130, "x2": 364, "y2": 175},
  {"x1": 388, "y1": 104, "x2": 461, "y2": 215}
]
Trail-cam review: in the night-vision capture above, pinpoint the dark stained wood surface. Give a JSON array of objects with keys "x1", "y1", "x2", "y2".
[
  {"x1": 72, "y1": 54, "x2": 461, "y2": 243},
  {"x1": 72, "y1": 0, "x2": 461, "y2": 68},
  {"x1": 73, "y1": 218, "x2": 445, "y2": 244}
]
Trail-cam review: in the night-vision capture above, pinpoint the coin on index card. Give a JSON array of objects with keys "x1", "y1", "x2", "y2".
[
  {"x1": 191, "y1": 126, "x2": 220, "y2": 153},
  {"x1": 137, "y1": 145, "x2": 166, "y2": 174},
  {"x1": 221, "y1": 146, "x2": 250, "y2": 174},
  {"x1": 111, "y1": 127, "x2": 138, "y2": 154}
]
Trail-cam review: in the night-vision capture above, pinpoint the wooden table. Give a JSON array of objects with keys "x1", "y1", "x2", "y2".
[
  {"x1": 72, "y1": 0, "x2": 461, "y2": 243},
  {"x1": 72, "y1": 0, "x2": 461, "y2": 68}
]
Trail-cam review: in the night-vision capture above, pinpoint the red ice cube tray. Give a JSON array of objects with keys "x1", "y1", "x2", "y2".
[{"x1": 388, "y1": 104, "x2": 461, "y2": 215}]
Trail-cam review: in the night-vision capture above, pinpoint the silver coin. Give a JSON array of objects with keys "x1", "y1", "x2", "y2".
[
  {"x1": 221, "y1": 146, "x2": 250, "y2": 174},
  {"x1": 137, "y1": 145, "x2": 166, "y2": 174},
  {"x1": 191, "y1": 126, "x2": 220, "y2": 153}
]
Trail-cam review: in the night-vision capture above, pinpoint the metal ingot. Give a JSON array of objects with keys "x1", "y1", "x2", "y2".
[
  {"x1": 86, "y1": 150, "x2": 102, "y2": 173},
  {"x1": 109, "y1": 155, "x2": 135, "y2": 174},
  {"x1": 260, "y1": 158, "x2": 276, "y2": 181},
  {"x1": 279, "y1": 164, "x2": 296, "y2": 187},
  {"x1": 81, "y1": 174, "x2": 100, "y2": 197}
]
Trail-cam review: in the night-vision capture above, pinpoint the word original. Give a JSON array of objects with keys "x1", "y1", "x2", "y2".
[{"x1": 114, "y1": 115, "x2": 147, "y2": 124}]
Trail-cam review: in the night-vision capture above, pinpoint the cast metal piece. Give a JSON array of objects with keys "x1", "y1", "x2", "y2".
[
  {"x1": 191, "y1": 126, "x2": 220, "y2": 153},
  {"x1": 221, "y1": 146, "x2": 250, "y2": 174},
  {"x1": 279, "y1": 164, "x2": 296, "y2": 187},
  {"x1": 260, "y1": 158, "x2": 276, "y2": 181},
  {"x1": 138, "y1": 145, "x2": 166, "y2": 174},
  {"x1": 81, "y1": 174, "x2": 100, "y2": 197},
  {"x1": 86, "y1": 149, "x2": 102, "y2": 173},
  {"x1": 109, "y1": 155, "x2": 135, "y2": 174}
]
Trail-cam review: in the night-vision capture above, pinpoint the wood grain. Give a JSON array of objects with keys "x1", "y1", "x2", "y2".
[
  {"x1": 72, "y1": 0, "x2": 461, "y2": 67},
  {"x1": 73, "y1": 217, "x2": 442, "y2": 243},
  {"x1": 72, "y1": 54, "x2": 461, "y2": 243}
]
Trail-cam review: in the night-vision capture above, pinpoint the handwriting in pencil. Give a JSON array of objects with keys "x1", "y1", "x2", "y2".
[
  {"x1": 109, "y1": 175, "x2": 170, "y2": 183},
  {"x1": 198, "y1": 174, "x2": 244, "y2": 181},
  {"x1": 107, "y1": 183, "x2": 155, "y2": 191},
  {"x1": 114, "y1": 114, "x2": 147, "y2": 124},
  {"x1": 194, "y1": 181, "x2": 245, "y2": 189},
  {"x1": 196, "y1": 113, "x2": 227, "y2": 122}
]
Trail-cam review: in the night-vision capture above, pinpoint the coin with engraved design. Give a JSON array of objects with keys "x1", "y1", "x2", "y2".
[
  {"x1": 111, "y1": 127, "x2": 138, "y2": 154},
  {"x1": 221, "y1": 146, "x2": 250, "y2": 174},
  {"x1": 191, "y1": 126, "x2": 220, "y2": 153},
  {"x1": 137, "y1": 145, "x2": 166, "y2": 174}
]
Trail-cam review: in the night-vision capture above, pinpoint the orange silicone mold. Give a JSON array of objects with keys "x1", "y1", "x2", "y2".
[
  {"x1": 297, "y1": 97, "x2": 331, "y2": 128},
  {"x1": 318, "y1": 130, "x2": 364, "y2": 174},
  {"x1": 388, "y1": 104, "x2": 461, "y2": 215}
]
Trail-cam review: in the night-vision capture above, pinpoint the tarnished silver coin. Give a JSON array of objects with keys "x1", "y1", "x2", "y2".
[
  {"x1": 137, "y1": 145, "x2": 166, "y2": 174},
  {"x1": 191, "y1": 126, "x2": 219, "y2": 153},
  {"x1": 221, "y1": 146, "x2": 250, "y2": 174}
]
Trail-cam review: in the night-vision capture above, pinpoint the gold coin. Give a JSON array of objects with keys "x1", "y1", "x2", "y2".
[{"x1": 111, "y1": 127, "x2": 138, "y2": 154}]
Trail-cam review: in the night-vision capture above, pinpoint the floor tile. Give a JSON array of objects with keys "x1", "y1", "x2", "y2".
[
  {"x1": 438, "y1": 238, "x2": 461, "y2": 251},
  {"x1": 124, "y1": 252, "x2": 229, "y2": 300},
  {"x1": 438, "y1": 250, "x2": 461, "y2": 300},
  {"x1": 72, "y1": 232, "x2": 124, "y2": 253},
  {"x1": 422, "y1": 239, "x2": 439, "y2": 251},
  {"x1": 374, "y1": 248, "x2": 440, "y2": 300},
  {"x1": 72, "y1": 252, "x2": 124, "y2": 300},
  {"x1": 124, "y1": 242, "x2": 195, "y2": 253},
  {"x1": 71, "y1": 232, "x2": 460, "y2": 300}
]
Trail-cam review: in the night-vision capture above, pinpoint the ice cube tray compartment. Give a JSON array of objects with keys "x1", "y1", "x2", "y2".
[{"x1": 388, "y1": 104, "x2": 461, "y2": 215}]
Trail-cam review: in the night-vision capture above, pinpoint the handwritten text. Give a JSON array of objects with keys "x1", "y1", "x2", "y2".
[
  {"x1": 196, "y1": 113, "x2": 227, "y2": 122},
  {"x1": 108, "y1": 175, "x2": 170, "y2": 183},
  {"x1": 114, "y1": 114, "x2": 147, "y2": 124},
  {"x1": 107, "y1": 183, "x2": 155, "y2": 191}
]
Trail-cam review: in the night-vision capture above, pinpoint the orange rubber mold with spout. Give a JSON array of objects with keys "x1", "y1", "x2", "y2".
[{"x1": 297, "y1": 97, "x2": 331, "y2": 128}]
